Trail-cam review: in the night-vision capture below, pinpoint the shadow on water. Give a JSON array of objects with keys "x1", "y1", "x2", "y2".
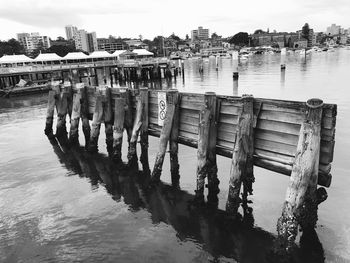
[{"x1": 47, "y1": 134, "x2": 326, "y2": 263}]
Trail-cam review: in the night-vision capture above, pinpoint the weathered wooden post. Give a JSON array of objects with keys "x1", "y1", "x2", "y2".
[
  {"x1": 123, "y1": 89, "x2": 134, "y2": 144},
  {"x1": 232, "y1": 51, "x2": 239, "y2": 80},
  {"x1": 55, "y1": 89, "x2": 69, "y2": 138},
  {"x1": 81, "y1": 85, "x2": 91, "y2": 149},
  {"x1": 206, "y1": 93, "x2": 220, "y2": 204},
  {"x1": 87, "y1": 92, "x2": 104, "y2": 153},
  {"x1": 226, "y1": 95, "x2": 254, "y2": 215},
  {"x1": 112, "y1": 97, "x2": 126, "y2": 163},
  {"x1": 44, "y1": 89, "x2": 57, "y2": 138},
  {"x1": 195, "y1": 92, "x2": 218, "y2": 202},
  {"x1": 277, "y1": 98, "x2": 324, "y2": 249},
  {"x1": 169, "y1": 93, "x2": 181, "y2": 184},
  {"x1": 68, "y1": 85, "x2": 83, "y2": 145},
  {"x1": 151, "y1": 90, "x2": 179, "y2": 181},
  {"x1": 104, "y1": 87, "x2": 114, "y2": 155},
  {"x1": 281, "y1": 48, "x2": 287, "y2": 70},
  {"x1": 139, "y1": 88, "x2": 150, "y2": 174},
  {"x1": 127, "y1": 92, "x2": 144, "y2": 166}
]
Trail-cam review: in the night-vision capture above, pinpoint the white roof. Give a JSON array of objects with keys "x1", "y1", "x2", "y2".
[
  {"x1": 88, "y1": 51, "x2": 115, "y2": 59},
  {"x1": 133, "y1": 49, "x2": 154, "y2": 56},
  {"x1": 0, "y1": 54, "x2": 33, "y2": 63},
  {"x1": 63, "y1": 52, "x2": 89, "y2": 60},
  {"x1": 34, "y1": 53, "x2": 63, "y2": 62},
  {"x1": 112, "y1": 50, "x2": 128, "y2": 56}
]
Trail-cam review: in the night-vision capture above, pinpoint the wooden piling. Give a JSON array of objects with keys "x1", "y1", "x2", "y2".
[
  {"x1": 68, "y1": 86, "x2": 82, "y2": 145},
  {"x1": 195, "y1": 92, "x2": 217, "y2": 201},
  {"x1": 127, "y1": 93, "x2": 144, "y2": 165},
  {"x1": 104, "y1": 87, "x2": 114, "y2": 156},
  {"x1": 169, "y1": 93, "x2": 181, "y2": 184},
  {"x1": 87, "y1": 92, "x2": 103, "y2": 153},
  {"x1": 206, "y1": 93, "x2": 220, "y2": 204},
  {"x1": 112, "y1": 97, "x2": 125, "y2": 163},
  {"x1": 139, "y1": 88, "x2": 150, "y2": 174},
  {"x1": 226, "y1": 95, "x2": 254, "y2": 215},
  {"x1": 81, "y1": 85, "x2": 91, "y2": 148},
  {"x1": 123, "y1": 89, "x2": 134, "y2": 144},
  {"x1": 44, "y1": 90, "x2": 57, "y2": 138},
  {"x1": 277, "y1": 98, "x2": 324, "y2": 249},
  {"x1": 151, "y1": 90, "x2": 179, "y2": 181},
  {"x1": 55, "y1": 91, "x2": 69, "y2": 138}
]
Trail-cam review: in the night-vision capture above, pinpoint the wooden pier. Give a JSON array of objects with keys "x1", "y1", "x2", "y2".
[
  {"x1": 0, "y1": 58, "x2": 179, "y2": 94},
  {"x1": 44, "y1": 82, "x2": 337, "y2": 252}
]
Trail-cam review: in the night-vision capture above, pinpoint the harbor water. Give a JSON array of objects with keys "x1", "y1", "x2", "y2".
[{"x1": 1, "y1": 49, "x2": 350, "y2": 262}]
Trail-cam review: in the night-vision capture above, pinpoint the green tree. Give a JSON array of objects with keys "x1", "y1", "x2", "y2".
[
  {"x1": 254, "y1": 29, "x2": 266, "y2": 34},
  {"x1": 46, "y1": 44, "x2": 77, "y2": 57},
  {"x1": 229, "y1": 32, "x2": 249, "y2": 46},
  {"x1": 0, "y1": 39, "x2": 25, "y2": 56}
]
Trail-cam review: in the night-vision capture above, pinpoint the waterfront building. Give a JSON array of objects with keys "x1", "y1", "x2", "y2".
[
  {"x1": 191, "y1": 26, "x2": 209, "y2": 40},
  {"x1": 16, "y1": 32, "x2": 50, "y2": 55},
  {"x1": 326, "y1": 24, "x2": 342, "y2": 36},
  {"x1": 65, "y1": 25, "x2": 78, "y2": 40},
  {"x1": 123, "y1": 39, "x2": 148, "y2": 50},
  {"x1": 97, "y1": 37, "x2": 126, "y2": 52}
]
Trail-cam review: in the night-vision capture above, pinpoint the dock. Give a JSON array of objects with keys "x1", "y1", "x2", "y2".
[
  {"x1": 0, "y1": 58, "x2": 179, "y2": 94},
  {"x1": 44, "y1": 82, "x2": 337, "y2": 252}
]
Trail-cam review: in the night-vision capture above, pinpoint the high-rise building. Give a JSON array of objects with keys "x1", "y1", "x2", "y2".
[
  {"x1": 73, "y1": 29, "x2": 97, "y2": 52},
  {"x1": 65, "y1": 25, "x2": 78, "y2": 40},
  {"x1": 191, "y1": 26, "x2": 209, "y2": 40},
  {"x1": 326, "y1": 24, "x2": 342, "y2": 35},
  {"x1": 16, "y1": 32, "x2": 51, "y2": 54},
  {"x1": 87, "y1": 32, "x2": 98, "y2": 52}
]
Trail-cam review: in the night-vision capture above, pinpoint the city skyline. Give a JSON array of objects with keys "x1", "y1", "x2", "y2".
[{"x1": 0, "y1": 0, "x2": 349, "y2": 41}]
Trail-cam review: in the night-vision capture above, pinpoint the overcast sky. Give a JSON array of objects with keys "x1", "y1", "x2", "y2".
[{"x1": 0, "y1": 0, "x2": 349, "y2": 41}]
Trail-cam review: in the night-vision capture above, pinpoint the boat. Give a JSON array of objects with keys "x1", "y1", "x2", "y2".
[{"x1": 0, "y1": 82, "x2": 51, "y2": 98}]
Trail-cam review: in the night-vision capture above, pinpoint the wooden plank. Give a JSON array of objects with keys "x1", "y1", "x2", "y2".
[
  {"x1": 254, "y1": 138, "x2": 297, "y2": 157},
  {"x1": 180, "y1": 99, "x2": 203, "y2": 110},
  {"x1": 217, "y1": 122, "x2": 237, "y2": 137},
  {"x1": 259, "y1": 110, "x2": 304, "y2": 125},
  {"x1": 217, "y1": 139, "x2": 235, "y2": 150},
  {"x1": 218, "y1": 113, "x2": 239, "y2": 125},
  {"x1": 220, "y1": 104, "x2": 242, "y2": 115},
  {"x1": 217, "y1": 129, "x2": 236, "y2": 143},
  {"x1": 254, "y1": 148, "x2": 294, "y2": 165},
  {"x1": 179, "y1": 122, "x2": 198, "y2": 135},
  {"x1": 255, "y1": 129, "x2": 299, "y2": 146},
  {"x1": 180, "y1": 115, "x2": 200, "y2": 126},
  {"x1": 256, "y1": 119, "x2": 301, "y2": 135}
]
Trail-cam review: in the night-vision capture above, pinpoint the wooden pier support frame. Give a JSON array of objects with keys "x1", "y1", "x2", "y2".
[
  {"x1": 55, "y1": 91, "x2": 69, "y2": 138},
  {"x1": 104, "y1": 87, "x2": 114, "y2": 156},
  {"x1": 122, "y1": 89, "x2": 133, "y2": 144},
  {"x1": 169, "y1": 93, "x2": 181, "y2": 184},
  {"x1": 277, "y1": 98, "x2": 324, "y2": 249},
  {"x1": 195, "y1": 92, "x2": 219, "y2": 201},
  {"x1": 44, "y1": 90, "x2": 57, "y2": 137},
  {"x1": 87, "y1": 93, "x2": 103, "y2": 153},
  {"x1": 151, "y1": 90, "x2": 179, "y2": 181},
  {"x1": 112, "y1": 97, "x2": 125, "y2": 163},
  {"x1": 226, "y1": 95, "x2": 254, "y2": 215},
  {"x1": 139, "y1": 88, "x2": 150, "y2": 174},
  {"x1": 81, "y1": 85, "x2": 91, "y2": 148},
  {"x1": 68, "y1": 85, "x2": 83, "y2": 145}
]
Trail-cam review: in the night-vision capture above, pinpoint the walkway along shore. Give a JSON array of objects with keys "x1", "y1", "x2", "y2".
[{"x1": 44, "y1": 82, "x2": 337, "y2": 255}]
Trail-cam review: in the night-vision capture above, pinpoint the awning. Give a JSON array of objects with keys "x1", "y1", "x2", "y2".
[{"x1": 0, "y1": 54, "x2": 33, "y2": 64}]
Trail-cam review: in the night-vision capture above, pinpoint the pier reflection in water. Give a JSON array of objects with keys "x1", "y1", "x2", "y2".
[{"x1": 44, "y1": 133, "x2": 325, "y2": 263}]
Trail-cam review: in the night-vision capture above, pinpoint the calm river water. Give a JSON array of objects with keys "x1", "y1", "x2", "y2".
[{"x1": 1, "y1": 49, "x2": 350, "y2": 263}]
